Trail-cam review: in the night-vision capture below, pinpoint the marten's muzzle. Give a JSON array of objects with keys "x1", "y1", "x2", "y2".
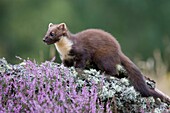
[{"x1": 43, "y1": 36, "x2": 60, "y2": 45}]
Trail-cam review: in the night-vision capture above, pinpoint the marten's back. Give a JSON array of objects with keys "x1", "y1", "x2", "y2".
[{"x1": 74, "y1": 29, "x2": 121, "y2": 54}]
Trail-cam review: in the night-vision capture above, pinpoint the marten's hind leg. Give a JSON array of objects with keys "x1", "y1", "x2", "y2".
[{"x1": 94, "y1": 55, "x2": 121, "y2": 77}]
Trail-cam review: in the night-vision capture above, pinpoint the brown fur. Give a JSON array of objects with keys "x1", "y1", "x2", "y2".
[{"x1": 43, "y1": 23, "x2": 170, "y2": 104}]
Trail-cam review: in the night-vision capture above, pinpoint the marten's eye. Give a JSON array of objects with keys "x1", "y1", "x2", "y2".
[{"x1": 50, "y1": 32, "x2": 55, "y2": 37}]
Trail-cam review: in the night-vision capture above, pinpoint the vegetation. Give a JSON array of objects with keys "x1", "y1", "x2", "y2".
[{"x1": 0, "y1": 58, "x2": 169, "y2": 112}]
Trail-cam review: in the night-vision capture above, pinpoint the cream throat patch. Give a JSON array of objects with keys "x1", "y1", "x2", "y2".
[{"x1": 54, "y1": 36, "x2": 74, "y2": 60}]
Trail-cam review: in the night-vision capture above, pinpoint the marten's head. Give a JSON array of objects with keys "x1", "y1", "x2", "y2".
[{"x1": 43, "y1": 23, "x2": 68, "y2": 45}]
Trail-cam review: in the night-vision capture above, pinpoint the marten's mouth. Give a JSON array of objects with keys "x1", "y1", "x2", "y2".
[
  {"x1": 43, "y1": 38, "x2": 60, "y2": 45},
  {"x1": 43, "y1": 39, "x2": 53, "y2": 45},
  {"x1": 43, "y1": 41, "x2": 54, "y2": 45}
]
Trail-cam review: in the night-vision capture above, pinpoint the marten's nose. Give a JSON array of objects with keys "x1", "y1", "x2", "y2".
[
  {"x1": 43, "y1": 37, "x2": 47, "y2": 42},
  {"x1": 43, "y1": 38, "x2": 46, "y2": 42}
]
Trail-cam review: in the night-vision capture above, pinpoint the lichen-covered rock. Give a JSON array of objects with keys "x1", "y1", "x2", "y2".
[{"x1": 0, "y1": 58, "x2": 169, "y2": 113}]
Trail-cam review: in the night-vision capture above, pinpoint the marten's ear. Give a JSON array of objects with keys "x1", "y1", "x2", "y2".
[
  {"x1": 58, "y1": 23, "x2": 67, "y2": 31},
  {"x1": 48, "y1": 23, "x2": 53, "y2": 28}
]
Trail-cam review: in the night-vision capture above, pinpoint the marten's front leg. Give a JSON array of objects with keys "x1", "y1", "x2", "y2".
[
  {"x1": 74, "y1": 54, "x2": 87, "y2": 75},
  {"x1": 63, "y1": 59, "x2": 74, "y2": 67}
]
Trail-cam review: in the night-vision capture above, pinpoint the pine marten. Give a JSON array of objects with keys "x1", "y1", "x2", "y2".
[{"x1": 43, "y1": 23, "x2": 170, "y2": 104}]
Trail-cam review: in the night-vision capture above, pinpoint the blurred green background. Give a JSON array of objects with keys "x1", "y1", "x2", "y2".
[{"x1": 0, "y1": 0, "x2": 170, "y2": 69}]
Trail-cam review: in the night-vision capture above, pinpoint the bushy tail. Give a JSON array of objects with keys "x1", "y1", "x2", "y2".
[{"x1": 120, "y1": 53, "x2": 170, "y2": 104}]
